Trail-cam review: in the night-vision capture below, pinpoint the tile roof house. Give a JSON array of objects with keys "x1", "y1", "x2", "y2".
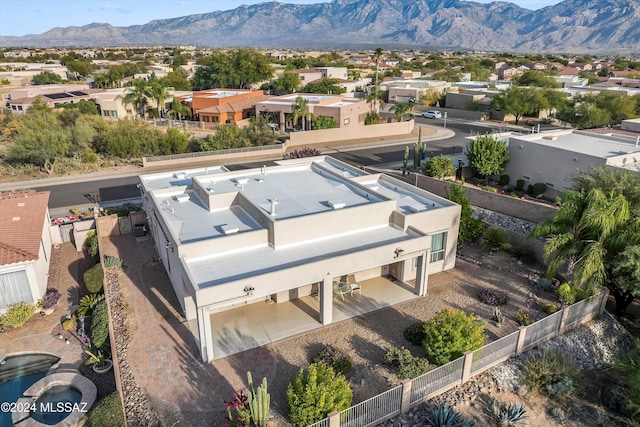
[{"x1": 0, "y1": 191, "x2": 52, "y2": 311}]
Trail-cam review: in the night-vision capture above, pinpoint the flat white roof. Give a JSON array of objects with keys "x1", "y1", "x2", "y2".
[
  {"x1": 194, "y1": 164, "x2": 382, "y2": 220},
  {"x1": 155, "y1": 190, "x2": 262, "y2": 244},
  {"x1": 202, "y1": 90, "x2": 249, "y2": 98},
  {"x1": 140, "y1": 166, "x2": 228, "y2": 190},
  {"x1": 513, "y1": 131, "x2": 640, "y2": 159},
  {"x1": 362, "y1": 179, "x2": 445, "y2": 214},
  {"x1": 187, "y1": 224, "x2": 421, "y2": 288}
]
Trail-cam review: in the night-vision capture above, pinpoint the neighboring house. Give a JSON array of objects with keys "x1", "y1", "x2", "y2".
[
  {"x1": 380, "y1": 79, "x2": 451, "y2": 104},
  {"x1": 6, "y1": 84, "x2": 102, "y2": 113},
  {"x1": 139, "y1": 157, "x2": 461, "y2": 361},
  {"x1": 92, "y1": 88, "x2": 135, "y2": 119},
  {"x1": 465, "y1": 130, "x2": 640, "y2": 198},
  {"x1": 255, "y1": 93, "x2": 369, "y2": 130},
  {"x1": 0, "y1": 191, "x2": 52, "y2": 312},
  {"x1": 184, "y1": 89, "x2": 269, "y2": 124}
]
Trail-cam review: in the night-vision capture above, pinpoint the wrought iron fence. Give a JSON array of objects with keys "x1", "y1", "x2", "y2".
[
  {"x1": 410, "y1": 356, "x2": 464, "y2": 404},
  {"x1": 471, "y1": 331, "x2": 519, "y2": 375},
  {"x1": 523, "y1": 309, "x2": 563, "y2": 351},
  {"x1": 339, "y1": 385, "x2": 402, "y2": 427}
]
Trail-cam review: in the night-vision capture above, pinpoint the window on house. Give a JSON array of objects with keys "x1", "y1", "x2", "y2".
[
  {"x1": 430, "y1": 232, "x2": 447, "y2": 262},
  {"x1": 0, "y1": 269, "x2": 32, "y2": 310}
]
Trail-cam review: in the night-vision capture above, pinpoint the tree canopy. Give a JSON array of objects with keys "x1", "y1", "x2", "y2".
[
  {"x1": 302, "y1": 78, "x2": 345, "y2": 94},
  {"x1": 31, "y1": 71, "x2": 62, "y2": 85},
  {"x1": 192, "y1": 48, "x2": 273, "y2": 89},
  {"x1": 465, "y1": 134, "x2": 509, "y2": 183}
]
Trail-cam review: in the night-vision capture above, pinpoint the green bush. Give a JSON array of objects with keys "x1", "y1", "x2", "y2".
[
  {"x1": 527, "y1": 184, "x2": 534, "y2": 195},
  {"x1": 422, "y1": 308, "x2": 486, "y2": 365},
  {"x1": 516, "y1": 179, "x2": 525, "y2": 191},
  {"x1": 481, "y1": 228, "x2": 511, "y2": 252},
  {"x1": 76, "y1": 293, "x2": 105, "y2": 317},
  {"x1": 532, "y1": 182, "x2": 548, "y2": 197},
  {"x1": 84, "y1": 263, "x2": 104, "y2": 294},
  {"x1": 515, "y1": 308, "x2": 533, "y2": 326},
  {"x1": 404, "y1": 322, "x2": 428, "y2": 346},
  {"x1": 511, "y1": 246, "x2": 535, "y2": 264},
  {"x1": 83, "y1": 230, "x2": 98, "y2": 258},
  {"x1": 520, "y1": 349, "x2": 579, "y2": 396},
  {"x1": 556, "y1": 283, "x2": 576, "y2": 306},
  {"x1": 312, "y1": 346, "x2": 353, "y2": 375},
  {"x1": 286, "y1": 362, "x2": 352, "y2": 427},
  {"x1": 89, "y1": 392, "x2": 124, "y2": 427},
  {"x1": 424, "y1": 403, "x2": 474, "y2": 427},
  {"x1": 543, "y1": 303, "x2": 559, "y2": 314},
  {"x1": 384, "y1": 346, "x2": 431, "y2": 379},
  {"x1": 103, "y1": 255, "x2": 122, "y2": 269},
  {"x1": 90, "y1": 300, "x2": 110, "y2": 350},
  {"x1": 424, "y1": 155, "x2": 456, "y2": 179},
  {"x1": 499, "y1": 175, "x2": 510, "y2": 186},
  {"x1": 0, "y1": 302, "x2": 37, "y2": 328}
]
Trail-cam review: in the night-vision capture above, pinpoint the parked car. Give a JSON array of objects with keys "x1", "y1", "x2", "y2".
[{"x1": 422, "y1": 110, "x2": 442, "y2": 119}]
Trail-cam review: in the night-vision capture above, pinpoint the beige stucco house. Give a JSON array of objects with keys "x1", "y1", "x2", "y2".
[
  {"x1": 139, "y1": 157, "x2": 461, "y2": 361},
  {"x1": 0, "y1": 191, "x2": 52, "y2": 312}
]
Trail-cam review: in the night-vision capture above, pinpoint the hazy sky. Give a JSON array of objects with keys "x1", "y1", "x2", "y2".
[{"x1": 0, "y1": 0, "x2": 562, "y2": 37}]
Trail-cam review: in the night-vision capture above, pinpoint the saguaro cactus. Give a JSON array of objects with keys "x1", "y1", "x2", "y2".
[{"x1": 247, "y1": 371, "x2": 270, "y2": 427}]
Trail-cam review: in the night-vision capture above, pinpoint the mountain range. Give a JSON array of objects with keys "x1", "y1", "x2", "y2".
[{"x1": 1, "y1": 0, "x2": 639, "y2": 53}]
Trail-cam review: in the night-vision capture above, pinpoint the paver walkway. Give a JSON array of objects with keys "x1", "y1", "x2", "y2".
[{"x1": 0, "y1": 243, "x2": 86, "y2": 369}]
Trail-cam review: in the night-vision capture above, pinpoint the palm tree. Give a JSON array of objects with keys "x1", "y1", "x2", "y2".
[
  {"x1": 149, "y1": 81, "x2": 170, "y2": 118},
  {"x1": 366, "y1": 87, "x2": 385, "y2": 114},
  {"x1": 530, "y1": 188, "x2": 632, "y2": 295},
  {"x1": 372, "y1": 47, "x2": 384, "y2": 88},
  {"x1": 391, "y1": 102, "x2": 413, "y2": 122},
  {"x1": 290, "y1": 96, "x2": 309, "y2": 131},
  {"x1": 167, "y1": 97, "x2": 191, "y2": 120},
  {"x1": 123, "y1": 78, "x2": 152, "y2": 119}
]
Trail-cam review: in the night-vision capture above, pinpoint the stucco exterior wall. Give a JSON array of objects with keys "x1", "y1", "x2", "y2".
[{"x1": 287, "y1": 120, "x2": 415, "y2": 147}]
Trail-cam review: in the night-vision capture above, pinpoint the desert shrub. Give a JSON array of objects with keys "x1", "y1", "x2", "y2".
[
  {"x1": 422, "y1": 308, "x2": 486, "y2": 365},
  {"x1": 42, "y1": 287, "x2": 61, "y2": 309},
  {"x1": 492, "y1": 307, "x2": 506, "y2": 326},
  {"x1": 543, "y1": 303, "x2": 559, "y2": 314},
  {"x1": 283, "y1": 147, "x2": 321, "y2": 160},
  {"x1": 532, "y1": 182, "x2": 548, "y2": 197},
  {"x1": 312, "y1": 345, "x2": 352, "y2": 375},
  {"x1": 424, "y1": 403, "x2": 474, "y2": 427},
  {"x1": 515, "y1": 308, "x2": 533, "y2": 326},
  {"x1": 286, "y1": 362, "x2": 352, "y2": 426},
  {"x1": 481, "y1": 227, "x2": 510, "y2": 252},
  {"x1": 516, "y1": 179, "x2": 525, "y2": 191},
  {"x1": 404, "y1": 322, "x2": 427, "y2": 346},
  {"x1": 481, "y1": 395, "x2": 527, "y2": 426},
  {"x1": 537, "y1": 277, "x2": 556, "y2": 291},
  {"x1": 0, "y1": 302, "x2": 37, "y2": 328},
  {"x1": 83, "y1": 230, "x2": 98, "y2": 258},
  {"x1": 62, "y1": 317, "x2": 75, "y2": 330},
  {"x1": 520, "y1": 349, "x2": 579, "y2": 396},
  {"x1": 481, "y1": 185, "x2": 497, "y2": 193},
  {"x1": 615, "y1": 338, "x2": 640, "y2": 417},
  {"x1": 224, "y1": 390, "x2": 251, "y2": 427},
  {"x1": 103, "y1": 255, "x2": 122, "y2": 268},
  {"x1": 499, "y1": 175, "x2": 510, "y2": 186},
  {"x1": 557, "y1": 283, "x2": 576, "y2": 306},
  {"x1": 478, "y1": 287, "x2": 508, "y2": 305},
  {"x1": 90, "y1": 300, "x2": 110, "y2": 350},
  {"x1": 384, "y1": 346, "x2": 431, "y2": 379},
  {"x1": 424, "y1": 155, "x2": 456, "y2": 179},
  {"x1": 526, "y1": 184, "x2": 534, "y2": 195},
  {"x1": 89, "y1": 392, "x2": 125, "y2": 427},
  {"x1": 84, "y1": 263, "x2": 104, "y2": 294},
  {"x1": 76, "y1": 293, "x2": 105, "y2": 317}
]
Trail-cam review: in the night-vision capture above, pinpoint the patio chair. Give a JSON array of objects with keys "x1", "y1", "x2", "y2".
[
  {"x1": 347, "y1": 274, "x2": 361, "y2": 296},
  {"x1": 333, "y1": 281, "x2": 350, "y2": 301}
]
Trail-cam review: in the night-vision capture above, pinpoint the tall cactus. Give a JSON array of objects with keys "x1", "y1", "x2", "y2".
[
  {"x1": 403, "y1": 145, "x2": 409, "y2": 171},
  {"x1": 247, "y1": 371, "x2": 270, "y2": 427}
]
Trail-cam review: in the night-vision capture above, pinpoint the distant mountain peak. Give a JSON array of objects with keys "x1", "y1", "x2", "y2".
[{"x1": 0, "y1": 0, "x2": 638, "y2": 53}]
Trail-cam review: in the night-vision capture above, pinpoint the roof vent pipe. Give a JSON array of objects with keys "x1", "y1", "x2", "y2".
[
  {"x1": 270, "y1": 198, "x2": 278, "y2": 216},
  {"x1": 636, "y1": 136, "x2": 639, "y2": 147}
]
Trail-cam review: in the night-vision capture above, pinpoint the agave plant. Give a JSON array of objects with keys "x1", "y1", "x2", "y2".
[{"x1": 425, "y1": 404, "x2": 474, "y2": 427}]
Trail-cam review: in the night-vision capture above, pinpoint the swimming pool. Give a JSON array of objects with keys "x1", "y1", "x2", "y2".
[{"x1": 0, "y1": 353, "x2": 60, "y2": 426}]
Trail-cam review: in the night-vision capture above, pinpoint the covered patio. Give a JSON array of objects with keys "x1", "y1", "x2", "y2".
[{"x1": 202, "y1": 277, "x2": 419, "y2": 359}]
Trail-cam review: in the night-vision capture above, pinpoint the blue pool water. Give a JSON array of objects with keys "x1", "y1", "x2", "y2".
[
  {"x1": 31, "y1": 385, "x2": 83, "y2": 425},
  {"x1": 0, "y1": 353, "x2": 60, "y2": 426}
]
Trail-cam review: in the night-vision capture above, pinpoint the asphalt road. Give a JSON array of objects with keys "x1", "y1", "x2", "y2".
[{"x1": 29, "y1": 118, "x2": 553, "y2": 209}]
